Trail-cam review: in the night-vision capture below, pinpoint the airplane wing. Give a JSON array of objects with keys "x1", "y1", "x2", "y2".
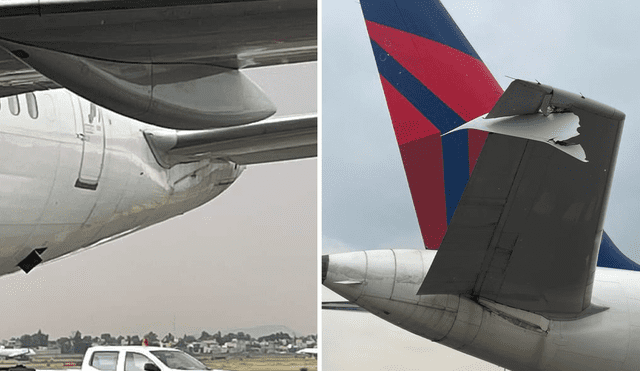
[
  {"x1": 0, "y1": 348, "x2": 30, "y2": 358},
  {"x1": 296, "y1": 348, "x2": 318, "y2": 355},
  {"x1": 0, "y1": 0, "x2": 316, "y2": 130},
  {"x1": 418, "y1": 79, "x2": 625, "y2": 317},
  {"x1": 144, "y1": 114, "x2": 316, "y2": 166},
  {"x1": 0, "y1": 0, "x2": 316, "y2": 72}
]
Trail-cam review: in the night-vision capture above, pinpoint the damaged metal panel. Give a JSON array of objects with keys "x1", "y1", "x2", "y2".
[
  {"x1": 450, "y1": 112, "x2": 587, "y2": 162},
  {"x1": 486, "y1": 80, "x2": 552, "y2": 118}
]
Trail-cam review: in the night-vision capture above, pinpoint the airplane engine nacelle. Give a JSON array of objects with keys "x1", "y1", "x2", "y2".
[{"x1": 0, "y1": 40, "x2": 276, "y2": 130}]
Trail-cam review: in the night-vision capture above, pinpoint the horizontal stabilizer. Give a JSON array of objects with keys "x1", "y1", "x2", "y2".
[
  {"x1": 418, "y1": 80, "x2": 625, "y2": 317},
  {"x1": 144, "y1": 114, "x2": 317, "y2": 167}
]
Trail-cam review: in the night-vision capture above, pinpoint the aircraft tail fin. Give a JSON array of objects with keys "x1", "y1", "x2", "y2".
[
  {"x1": 359, "y1": 0, "x2": 503, "y2": 248},
  {"x1": 598, "y1": 232, "x2": 640, "y2": 271}
]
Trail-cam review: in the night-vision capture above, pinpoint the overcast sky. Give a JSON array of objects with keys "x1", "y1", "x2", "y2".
[
  {"x1": 0, "y1": 62, "x2": 316, "y2": 341},
  {"x1": 322, "y1": 0, "x2": 640, "y2": 369}
]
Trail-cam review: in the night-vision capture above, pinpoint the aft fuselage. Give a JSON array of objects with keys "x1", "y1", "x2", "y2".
[
  {"x1": 0, "y1": 89, "x2": 244, "y2": 276},
  {"x1": 324, "y1": 249, "x2": 640, "y2": 371}
]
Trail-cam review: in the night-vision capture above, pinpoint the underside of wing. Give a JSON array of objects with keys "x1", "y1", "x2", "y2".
[
  {"x1": 418, "y1": 80, "x2": 625, "y2": 317},
  {"x1": 0, "y1": 0, "x2": 316, "y2": 130},
  {"x1": 144, "y1": 114, "x2": 317, "y2": 166},
  {"x1": 0, "y1": 0, "x2": 316, "y2": 69},
  {"x1": 0, "y1": 48, "x2": 60, "y2": 97}
]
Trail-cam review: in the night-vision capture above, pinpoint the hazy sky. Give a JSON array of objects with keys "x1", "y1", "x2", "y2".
[
  {"x1": 323, "y1": 0, "x2": 640, "y2": 369},
  {"x1": 0, "y1": 62, "x2": 316, "y2": 341}
]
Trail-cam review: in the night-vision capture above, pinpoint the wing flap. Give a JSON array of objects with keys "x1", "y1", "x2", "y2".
[
  {"x1": 418, "y1": 80, "x2": 625, "y2": 317},
  {"x1": 144, "y1": 114, "x2": 317, "y2": 167},
  {"x1": 0, "y1": 48, "x2": 59, "y2": 98}
]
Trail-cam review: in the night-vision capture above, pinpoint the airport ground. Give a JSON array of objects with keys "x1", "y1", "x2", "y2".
[{"x1": 0, "y1": 353, "x2": 317, "y2": 371}]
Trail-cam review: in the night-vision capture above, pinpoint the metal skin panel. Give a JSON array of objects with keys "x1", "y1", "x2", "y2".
[
  {"x1": 0, "y1": 88, "x2": 243, "y2": 276},
  {"x1": 360, "y1": 250, "x2": 395, "y2": 300},
  {"x1": 323, "y1": 251, "x2": 367, "y2": 302},
  {"x1": 324, "y1": 249, "x2": 640, "y2": 371},
  {"x1": 390, "y1": 249, "x2": 424, "y2": 305}
]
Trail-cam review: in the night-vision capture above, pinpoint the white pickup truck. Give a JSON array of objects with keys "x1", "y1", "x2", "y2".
[{"x1": 82, "y1": 347, "x2": 222, "y2": 371}]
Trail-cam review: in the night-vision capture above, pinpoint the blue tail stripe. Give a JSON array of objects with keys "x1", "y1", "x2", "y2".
[
  {"x1": 597, "y1": 232, "x2": 640, "y2": 271},
  {"x1": 370, "y1": 40, "x2": 469, "y2": 224},
  {"x1": 442, "y1": 131, "x2": 470, "y2": 223},
  {"x1": 361, "y1": 0, "x2": 481, "y2": 60},
  {"x1": 369, "y1": 41, "x2": 464, "y2": 132}
]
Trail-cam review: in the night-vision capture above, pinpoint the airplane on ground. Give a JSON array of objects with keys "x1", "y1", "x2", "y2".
[
  {"x1": 0, "y1": 347, "x2": 35, "y2": 360},
  {"x1": 323, "y1": 0, "x2": 640, "y2": 370},
  {"x1": 295, "y1": 348, "x2": 317, "y2": 358},
  {"x1": 0, "y1": 1, "x2": 316, "y2": 278}
]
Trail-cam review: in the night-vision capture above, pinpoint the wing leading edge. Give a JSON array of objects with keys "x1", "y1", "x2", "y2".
[{"x1": 418, "y1": 80, "x2": 625, "y2": 317}]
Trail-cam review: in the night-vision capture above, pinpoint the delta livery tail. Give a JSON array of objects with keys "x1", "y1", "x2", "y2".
[
  {"x1": 324, "y1": 1, "x2": 640, "y2": 370},
  {"x1": 360, "y1": 0, "x2": 501, "y2": 248},
  {"x1": 360, "y1": 0, "x2": 634, "y2": 270}
]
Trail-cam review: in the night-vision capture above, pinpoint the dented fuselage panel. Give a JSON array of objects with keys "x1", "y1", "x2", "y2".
[{"x1": 0, "y1": 88, "x2": 243, "y2": 276}]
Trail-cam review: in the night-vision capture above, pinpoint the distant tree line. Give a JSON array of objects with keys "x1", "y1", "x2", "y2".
[
  {"x1": 257, "y1": 332, "x2": 292, "y2": 343},
  {"x1": 8, "y1": 329, "x2": 315, "y2": 354},
  {"x1": 16, "y1": 330, "x2": 48, "y2": 348}
]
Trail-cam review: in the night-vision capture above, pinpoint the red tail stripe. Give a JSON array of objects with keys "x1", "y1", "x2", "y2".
[
  {"x1": 366, "y1": 21, "x2": 502, "y2": 121},
  {"x1": 386, "y1": 83, "x2": 441, "y2": 145},
  {"x1": 380, "y1": 77, "x2": 447, "y2": 249}
]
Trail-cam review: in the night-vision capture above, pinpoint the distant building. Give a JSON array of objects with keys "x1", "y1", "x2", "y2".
[
  {"x1": 200, "y1": 341, "x2": 222, "y2": 354},
  {"x1": 222, "y1": 339, "x2": 246, "y2": 354}
]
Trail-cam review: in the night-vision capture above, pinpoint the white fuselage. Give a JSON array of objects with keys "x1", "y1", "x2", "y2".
[
  {"x1": 0, "y1": 89, "x2": 244, "y2": 276},
  {"x1": 324, "y1": 249, "x2": 640, "y2": 371},
  {"x1": 0, "y1": 347, "x2": 35, "y2": 359}
]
